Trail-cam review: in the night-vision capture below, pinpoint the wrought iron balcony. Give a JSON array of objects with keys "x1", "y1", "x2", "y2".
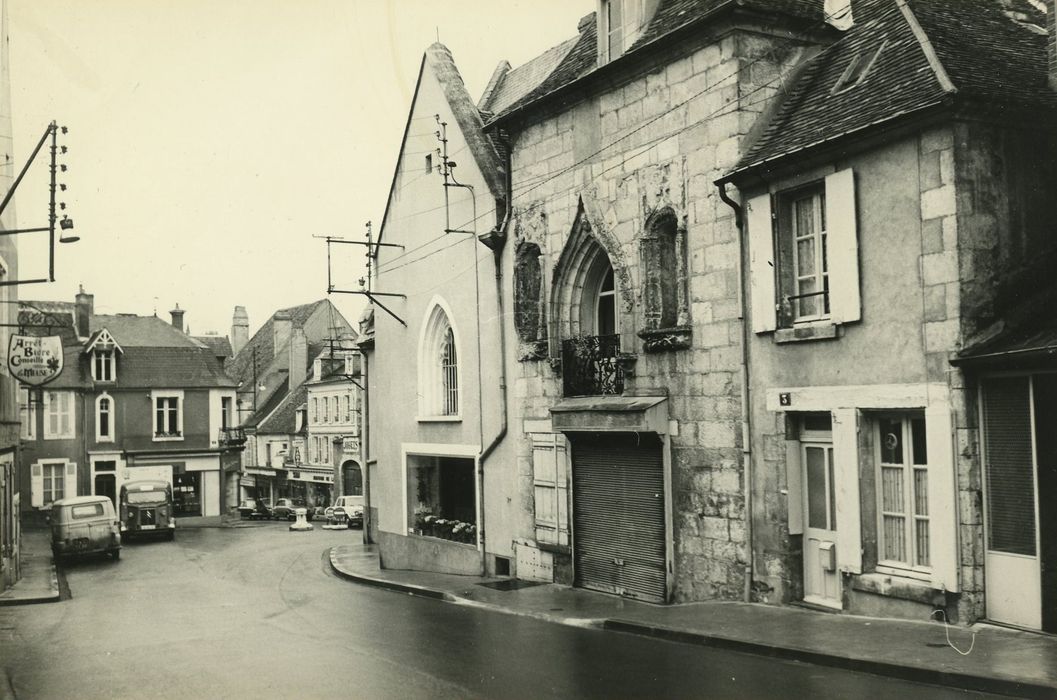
[
  {"x1": 218, "y1": 427, "x2": 246, "y2": 446},
  {"x1": 561, "y1": 334, "x2": 625, "y2": 397}
]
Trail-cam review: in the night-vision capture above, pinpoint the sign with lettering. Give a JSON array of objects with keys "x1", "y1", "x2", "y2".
[
  {"x1": 342, "y1": 437, "x2": 360, "y2": 454},
  {"x1": 8, "y1": 334, "x2": 64, "y2": 386}
]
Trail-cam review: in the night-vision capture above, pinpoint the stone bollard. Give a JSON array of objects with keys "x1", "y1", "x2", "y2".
[{"x1": 289, "y1": 507, "x2": 313, "y2": 531}]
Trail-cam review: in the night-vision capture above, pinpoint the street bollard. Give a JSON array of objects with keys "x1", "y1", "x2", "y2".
[{"x1": 289, "y1": 507, "x2": 313, "y2": 531}]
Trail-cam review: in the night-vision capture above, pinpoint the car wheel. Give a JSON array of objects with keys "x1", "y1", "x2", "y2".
[
  {"x1": 347, "y1": 519, "x2": 354, "y2": 530},
  {"x1": 110, "y1": 549, "x2": 120, "y2": 561},
  {"x1": 167, "y1": 530, "x2": 175, "y2": 542}
]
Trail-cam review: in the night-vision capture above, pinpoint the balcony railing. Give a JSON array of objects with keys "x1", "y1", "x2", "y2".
[
  {"x1": 218, "y1": 427, "x2": 247, "y2": 446},
  {"x1": 561, "y1": 334, "x2": 624, "y2": 397}
]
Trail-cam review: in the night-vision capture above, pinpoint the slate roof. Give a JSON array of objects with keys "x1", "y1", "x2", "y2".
[
  {"x1": 478, "y1": 36, "x2": 580, "y2": 115},
  {"x1": 257, "y1": 380, "x2": 307, "y2": 435},
  {"x1": 955, "y1": 317, "x2": 1057, "y2": 367},
  {"x1": 486, "y1": 0, "x2": 825, "y2": 125},
  {"x1": 226, "y1": 300, "x2": 326, "y2": 386},
  {"x1": 194, "y1": 334, "x2": 233, "y2": 359},
  {"x1": 729, "y1": 0, "x2": 1057, "y2": 177},
  {"x1": 90, "y1": 314, "x2": 202, "y2": 348},
  {"x1": 19, "y1": 302, "x2": 237, "y2": 390}
]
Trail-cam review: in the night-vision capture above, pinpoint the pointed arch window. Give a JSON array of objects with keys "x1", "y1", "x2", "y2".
[{"x1": 419, "y1": 302, "x2": 461, "y2": 420}]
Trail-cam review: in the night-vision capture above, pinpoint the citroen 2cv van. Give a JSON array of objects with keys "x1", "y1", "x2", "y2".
[
  {"x1": 50, "y1": 495, "x2": 122, "y2": 562},
  {"x1": 120, "y1": 479, "x2": 176, "y2": 540}
]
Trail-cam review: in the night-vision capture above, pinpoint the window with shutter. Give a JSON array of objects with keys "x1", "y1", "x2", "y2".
[
  {"x1": 43, "y1": 391, "x2": 75, "y2": 440},
  {"x1": 749, "y1": 168, "x2": 860, "y2": 335},
  {"x1": 531, "y1": 433, "x2": 570, "y2": 547}
]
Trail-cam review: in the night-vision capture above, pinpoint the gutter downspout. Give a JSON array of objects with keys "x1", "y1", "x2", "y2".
[
  {"x1": 360, "y1": 350, "x2": 372, "y2": 544},
  {"x1": 718, "y1": 180, "x2": 753, "y2": 604},
  {"x1": 476, "y1": 166, "x2": 511, "y2": 573}
]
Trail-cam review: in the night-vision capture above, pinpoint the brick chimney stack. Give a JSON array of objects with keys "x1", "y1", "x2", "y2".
[
  {"x1": 169, "y1": 303, "x2": 185, "y2": 333},
  {"x1": 288, "y1": 327, "x2": 308, "y2": 387},
  {"x1": 231, "y1": 306, "x2": 249, "y2": 355},
  {"x1": 75, "y1": 285, "x2": 93, "y2": 339},
  {"x1": 272, "y1": 311, "x2": 292, "y2": 367}
]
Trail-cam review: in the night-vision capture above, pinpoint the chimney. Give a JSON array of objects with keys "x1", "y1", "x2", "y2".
[
  {"x1": 288, "y1": 327, "x2": 308, "y2": 386},
  {"x1": 272, "y1": 311, "x2": 292, "y2": 366},
  {"x1": 825, "y1": 0, "x2": 853, "y2": 30},
  {"x1": 1048, "y1": 0, "x2": 1056, "y2": 91},
  {"x1": 231, "y1": 306, "x2": 249, "y2": 355},
  {"x1": 75, "y1": 285, "x2": 93, "y2": 339},
  {"x1": 169, "y1": 303, "x2": 185, "y2": 333}
]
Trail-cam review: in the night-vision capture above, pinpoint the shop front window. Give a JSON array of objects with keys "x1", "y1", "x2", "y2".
[
  {"x1": 408, "y1": 455, "x2": 476, "y2": 544},
  {"x1": 173, "y1": 472, "x2": 201, "y2": 516}
]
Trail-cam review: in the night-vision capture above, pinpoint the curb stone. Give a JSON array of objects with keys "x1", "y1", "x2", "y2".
[{"x1": 603, "y1": 619, "x2": 1057, "y2": 700}]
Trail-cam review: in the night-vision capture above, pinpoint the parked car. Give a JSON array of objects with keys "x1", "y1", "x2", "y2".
[
  {"x1": 237, "y1": 498, "x2": 272, "y2": 520},
  {"x1": 120, "y1": 479, "x2": 175, "y2": 541},
  {"x1": 271, "y1": 498, "x2": 312, "y2": 521},
  {"x1": 325, "y1": 495, "x2": 364, "y2": 528},
  {"x1": 50, "y1": 495, "x2": 121, "y2": 562}
]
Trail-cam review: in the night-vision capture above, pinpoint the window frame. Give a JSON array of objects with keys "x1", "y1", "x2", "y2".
[
  {"x1": 95, "y1": 393, "x2": 114, "y2": 443},
  {"x1": 42, "y1": 462, "x2": 65, "y2": 505},
  {"x1": 779, "y1": 184, "x2": 831, "y2": 325},
  {"x1": 874, "y1": 412, "x2": 931, "y2": 580},
  {"x1": 43, "y1": 390, "x2": 75, "y2": 440},
  {"x1": 601, "y1": 0, "x2": 644, "y2": 63},
  {"x1": 418, "y1": 300, "x2": 462, "y2": 421},
  {"x1": 92, "y1": 348, "x2": 116, "y2": 382},
  {"x1": 151, "y1": 390, "x2": 184, "y2": 441},
  {"x1": 20, "y1": 387, "x2": 36, "y2": 440}
]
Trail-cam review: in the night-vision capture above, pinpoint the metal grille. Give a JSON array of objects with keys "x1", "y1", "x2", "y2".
[
  {"x1": 572, "y1": 433, "x2": 666, "y2": 603},
  {"x1": 561, "y1": 334, "x2": 623, "y2": 397},
  {"x1": 982, "y1": 376, "x2": 1036, "y2": 556},
  {"x1": 441, "y1": 327, "x2": 458, "y2": 415}
]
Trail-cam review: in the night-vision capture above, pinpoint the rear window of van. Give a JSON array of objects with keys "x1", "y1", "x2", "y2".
[{"x1": 71, "y1": 503, "x2": 105, "y2": 519}]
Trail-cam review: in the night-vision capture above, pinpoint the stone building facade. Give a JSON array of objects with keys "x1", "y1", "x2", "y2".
[{"x1": 482, "y1": 1, "x2": 834, "y2": 602}]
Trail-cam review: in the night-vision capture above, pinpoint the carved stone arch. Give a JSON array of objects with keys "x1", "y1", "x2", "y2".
[{"x1": 549, "y1": 197, "x2": 634, "y2": 352}]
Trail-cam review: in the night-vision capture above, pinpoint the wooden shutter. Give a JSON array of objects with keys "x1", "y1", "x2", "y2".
[
  {"x1": 926, "y1": 403, "x2": 959, "y2": 592},
  {"x1": 64, "y1": 462, "x2": 77, "y2": 499},
  {"x1": 532, "y1": 433, "x2": 569, "y2": 547},
  {"x1": 832, "y1": 408, "x2": 862, "y2": 573},
  {"x1": 825, "y1": 168, "x2": 861, "y2": 324},
  {"x1": 747, "y1": 193, "x2": 777, "y2": 333},
  {"x1": 30, "y1": 464, "x2": 43, "y2": 507}
]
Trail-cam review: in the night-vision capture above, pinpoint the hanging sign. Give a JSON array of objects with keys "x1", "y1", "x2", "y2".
[{"x1": 8, "y1": 334, "x2": 64, "y2": 386}]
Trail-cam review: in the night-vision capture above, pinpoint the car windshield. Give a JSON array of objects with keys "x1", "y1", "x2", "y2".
[
  {"x1": 71, "y1": 503, "x2": 105, "y2": 519},
  {"x1": 126, "y1": 491, "x2": 167, "y2": 505}
]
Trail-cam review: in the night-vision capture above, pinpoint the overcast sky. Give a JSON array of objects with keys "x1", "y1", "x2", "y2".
[{"x1": 7, "y1": 0, "x2": 588, "y2": 339}]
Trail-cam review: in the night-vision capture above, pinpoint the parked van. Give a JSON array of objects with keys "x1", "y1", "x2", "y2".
[
  {"x1": 50, "y1": 495, "x2": 121, "y2": 562},
  {"x1": 120, "y1": 479, "x2": 176, "y2": 540}
]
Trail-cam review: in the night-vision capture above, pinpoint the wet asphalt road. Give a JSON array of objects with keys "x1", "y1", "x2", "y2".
[{"x1": 0, "y1": 523, "x2": 1002, "y2": 700}]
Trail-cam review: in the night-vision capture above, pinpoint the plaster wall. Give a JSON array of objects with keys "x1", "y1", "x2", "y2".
[{"x1": 369, "y1": 56, "x2": 509, "y2": 571}]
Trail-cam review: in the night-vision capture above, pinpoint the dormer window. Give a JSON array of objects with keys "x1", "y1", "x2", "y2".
[
  {"x1": 601, "y1": 0, "x2": 645, "y2": 63},
  {"x1": 85, "y1": 328, "x2": 122, "y2": 382},
  {"x1": 93, "y1": 349, "x2": 115, "y2": 381}
]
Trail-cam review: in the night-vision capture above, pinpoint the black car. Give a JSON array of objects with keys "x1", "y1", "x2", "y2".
[
  {"x1": 237, "y1": 498, "x2": 272, "y2": 520},
  {"x1": 271, "y1": 498, "x2": 313, "y2": 521}
]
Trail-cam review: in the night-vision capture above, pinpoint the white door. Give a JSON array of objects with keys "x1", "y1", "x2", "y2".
[
  {"x1": 982, "y1": 376, "x2": 1042, "y2": 629},
  {"x1": 803, "y1": 443, "x2": 841, "y2": 608}
]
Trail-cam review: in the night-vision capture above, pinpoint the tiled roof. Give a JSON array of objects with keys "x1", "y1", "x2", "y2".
[
  {"x1": 90, "y1": 314, "x2": 202, "y2": 348},
  {"x1": 245, "y1": 375, "x2": 290, "y2": 429},
  {"x1": 257, "y1": 380, "x2": 308, "y2": 435},
  {"x1": 194, "y1": 334, "x2": 233, "y2": 358},
  {"x1": 488, "y1": 0, "x2": 825, "y2": 124},
  {"x1": 478, "y1": 36, "x2": 580, "y2": 115},
  {"x1": 108, "y1": 347, "x2": 238, "y2": 389},
  {"x1": 731, "y1": 0, "x2": 1057, "y2": 176},
  {"x1": 226, "y1": 300, "x2": 326, "y2": 386}
]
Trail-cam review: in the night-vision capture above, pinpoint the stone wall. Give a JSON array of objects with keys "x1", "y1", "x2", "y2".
[{"x1": 508, "y1": 28, "x2": 814, "y2": 602}]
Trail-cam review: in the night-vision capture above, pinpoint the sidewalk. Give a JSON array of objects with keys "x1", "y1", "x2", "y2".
[
  {"x1": 0, "y1": 528, "x2": 59, "y2": 606},
  {"x1": 329, "y1": 544, "x2": 1057, "y2": 699}
]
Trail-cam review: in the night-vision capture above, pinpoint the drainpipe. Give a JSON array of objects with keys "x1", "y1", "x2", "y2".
[
  {"x1": 718, "y1": 180, "x2": 754, "y2": 603},
  {"x1": 476, "y1": 173, "x2": 512, "y2": 573},
  {"x1": 360, "y1": 350, "x2": 372, "y2": 544}
]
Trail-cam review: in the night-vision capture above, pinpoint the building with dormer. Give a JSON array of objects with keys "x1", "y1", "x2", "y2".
[{"x1": 17, "y1": 289, "x2": 241, "y2": 524}]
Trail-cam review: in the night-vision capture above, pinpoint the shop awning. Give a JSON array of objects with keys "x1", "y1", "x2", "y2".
[
  {"x1": 549, "y1": 395, "x2": 669, "y2": 433},
  {"x1": 953, "y1": 319, "x2": 1057, "y2": 369}
]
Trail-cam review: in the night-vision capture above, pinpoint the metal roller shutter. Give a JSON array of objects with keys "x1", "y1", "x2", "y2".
[
  {"x1": 572, "y1": 432, "x2": 666, "y2": 603},
  {"x1": 982, "y1": 377, "x2": 1036, "y2": 556}
]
